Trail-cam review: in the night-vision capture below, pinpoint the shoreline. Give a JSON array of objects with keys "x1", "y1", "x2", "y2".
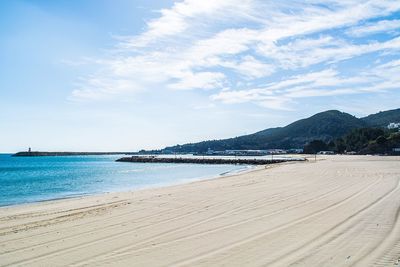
[
  {"x1": 2, "y1": 155, "x2": 400, "y2": 266},
  {"x1": 12, "y1": 151, "x2": 137, "y2": 157},
  {"x1": 0, "y1": 163, "x2": 257, "y2": 209}
]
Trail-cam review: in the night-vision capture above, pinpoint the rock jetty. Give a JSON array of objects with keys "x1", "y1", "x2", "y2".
[{"x1": 116, "y1": 156, "x2": 304, "y2": 165}]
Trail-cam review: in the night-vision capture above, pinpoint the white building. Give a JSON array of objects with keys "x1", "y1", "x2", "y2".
[
  {"x1": 317, "y1": 151, "x2": 335, "y2": 155},
  {"x1": 387, "y1": 122, "x2": 400, "y2": 129}
]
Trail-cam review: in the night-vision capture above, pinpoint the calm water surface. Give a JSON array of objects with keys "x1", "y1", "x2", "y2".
[{"x1": 0, "y1": 154, "x2": 248, "y2": 206}]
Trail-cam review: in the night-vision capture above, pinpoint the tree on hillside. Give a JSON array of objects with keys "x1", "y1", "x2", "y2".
[
  {"x1": 375, "y1": 135, "x2": 387, "y2": 145},
  {"x1": 344, "y1": 128, "x2": 384, "y2": 152},
  {"x1": 304, "y1": 140, "x2": 328, "y2": 154},
  {"x1": 335, "y1": 138, "x2": 346, "y2": 153}
]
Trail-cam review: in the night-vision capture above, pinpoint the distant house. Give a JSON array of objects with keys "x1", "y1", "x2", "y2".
[
  {"x1": 317, "y1": 151, "x2": 335, "y2": 155},
  {"x1": 225, "y1": 150, "x2": 271, "y2": 156},
  {"x1": 286, "y1": 148, "x2": 303, "y2": 154},
  {"x1": 206, "y1": 148, "x2": 214, "y2": 155},
  {"x1": 266, "y1": 149, "x2": 286, "y2": 154},
  {"x1": 387, "y1": 122, "x2": 400, "y2": 129}
]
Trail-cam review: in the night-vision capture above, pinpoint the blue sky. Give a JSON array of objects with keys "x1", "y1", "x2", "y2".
[{"x1": 1, "y1": 0, "x2": 400, "y2": 152}]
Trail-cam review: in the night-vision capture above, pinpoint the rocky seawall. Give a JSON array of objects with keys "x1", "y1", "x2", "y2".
[{"x1": 116, "y1": 156, "x2": 305, "y2": 165}]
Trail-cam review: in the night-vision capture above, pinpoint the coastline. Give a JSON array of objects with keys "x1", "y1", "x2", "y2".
[
  {"x1": 0, "y1": 163, "x2": 255, "y2": 209},
  {"x1": 1, "y1": 155, "x2": 400, "y2": 266}
]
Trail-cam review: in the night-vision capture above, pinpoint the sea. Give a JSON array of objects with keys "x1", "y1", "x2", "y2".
[{"x1": 0, "y1": 154, "x2": 250, "y2": 207}]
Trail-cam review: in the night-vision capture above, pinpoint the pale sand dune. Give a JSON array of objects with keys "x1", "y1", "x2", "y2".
[{"x1": 1, "y1": 156, "x2": 400, "y2": 266}]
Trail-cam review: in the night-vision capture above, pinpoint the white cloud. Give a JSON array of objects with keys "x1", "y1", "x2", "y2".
[
  {"x1": 347, "y1": 19, "x2": 400, "y2": 37},
  {"x1": 359, "y1": 59, "x2": 400, "y2": 92},
  {"x1": 258, "y1": 36, "x2": 400, "y2": 69},
  {"x1": 216, "y1": 56, "x2": 275, "y2": 78},
  {"x1": 125, "y1": 0, "x2": 258, "y2": 48},
  {"x1": 70, "y1": 77, "x2": 142, "y2": 101},
  {"x1": 70, "y1": 0, "x2": 400, "y2": 105},
  {"x1": 168, "y1": 71, "x2": 225, "y2": 90},
  {"x1": 211, "y1": 58, "x2": 400, "y2": 110}
]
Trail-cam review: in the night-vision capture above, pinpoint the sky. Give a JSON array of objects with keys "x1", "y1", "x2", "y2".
[{"x1": 1, "y1": 0, "x2": 400, "y2": 152}]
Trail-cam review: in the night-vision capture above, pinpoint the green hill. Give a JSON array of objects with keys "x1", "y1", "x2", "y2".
[
  {"x1": 361, "y1": 108, "x2": 400, "y2": 127},
  {"x1": 160, "y1": 108, "x2": 399, "y2": 153}
]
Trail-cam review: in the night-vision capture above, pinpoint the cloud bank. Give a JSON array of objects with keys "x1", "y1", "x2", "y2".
[{"x1": 71, "y1": 0, "x2": 400, "y2": 110}]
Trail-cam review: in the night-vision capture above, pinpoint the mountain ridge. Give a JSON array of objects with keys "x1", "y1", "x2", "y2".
[{"x1": 161, "y1": 108, "x2": 400, "y2": 153}]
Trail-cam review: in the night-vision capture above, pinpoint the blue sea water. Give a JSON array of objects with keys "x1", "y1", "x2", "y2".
[{"x1": 0, "y1": 154, "x2": 248, "y2": 207}]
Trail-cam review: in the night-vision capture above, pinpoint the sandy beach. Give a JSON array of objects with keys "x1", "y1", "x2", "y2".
[{"x1": 1, "y1": 155, "x2": 400, "y2": 266}]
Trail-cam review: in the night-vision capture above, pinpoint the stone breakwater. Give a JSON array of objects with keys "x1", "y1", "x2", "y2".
[
  {"x1": 13, "y1": 152, "x2": 135, "y2": 157},
  {"x1": 116, "y1": 156, "x2": 305, "y2": 165}
]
